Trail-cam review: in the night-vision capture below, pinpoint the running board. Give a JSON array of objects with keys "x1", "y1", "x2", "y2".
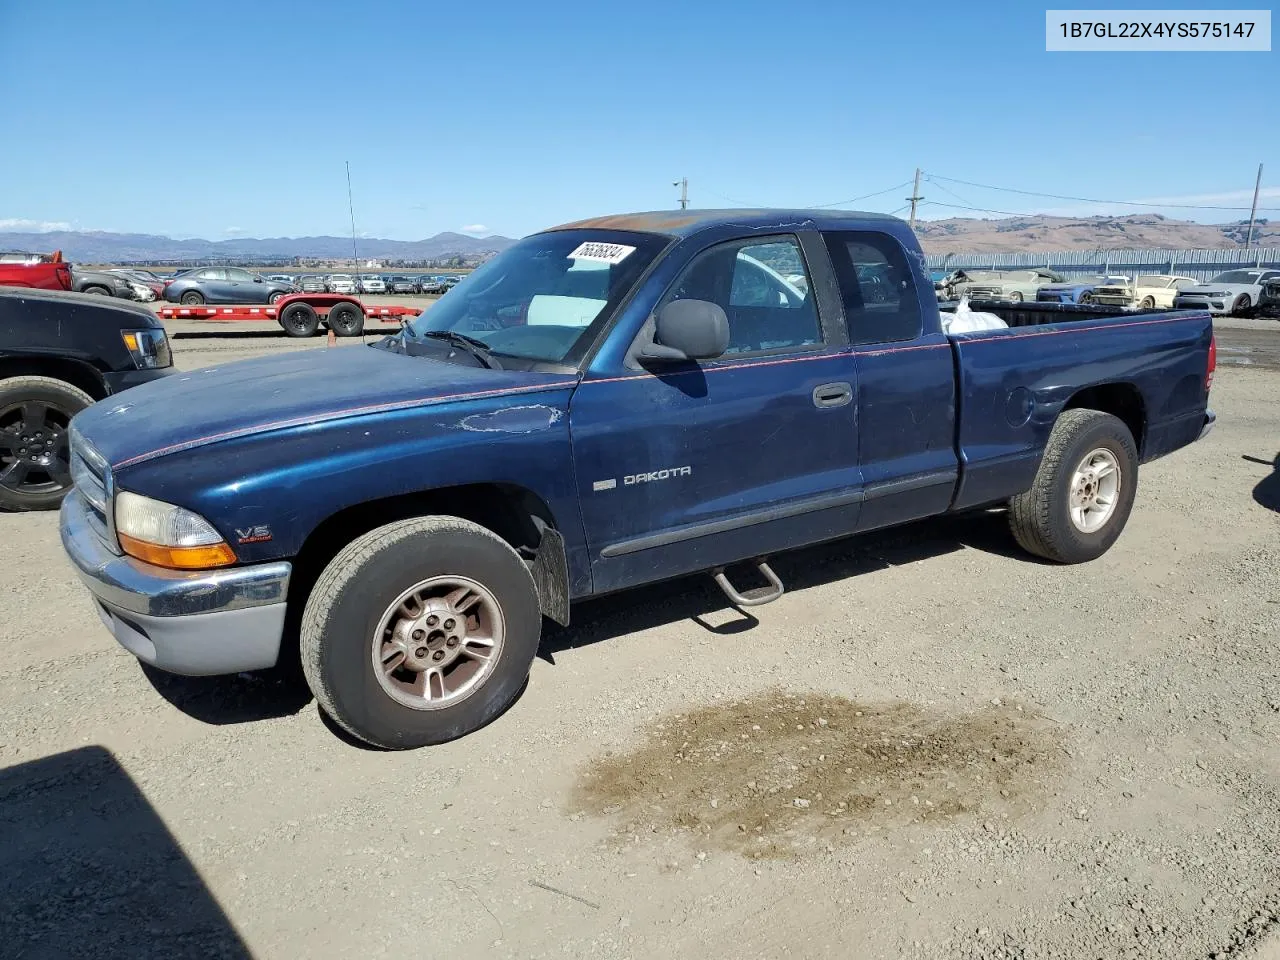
[{"x1": 712, "y1": 561, "x2": 784, "y2": 607}]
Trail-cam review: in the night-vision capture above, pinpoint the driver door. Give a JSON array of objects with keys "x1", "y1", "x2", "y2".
[{"x1": 569, "y1": 233, "x2": 862, "y2": 594}]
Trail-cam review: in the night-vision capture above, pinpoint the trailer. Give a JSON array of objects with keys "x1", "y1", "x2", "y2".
[{"x1": 158, "y1": 293, "x2": 423, "y2": 338}]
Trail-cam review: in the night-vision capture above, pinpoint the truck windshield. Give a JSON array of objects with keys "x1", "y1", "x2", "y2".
[{"x1": 407, "y1": 229, "x2": 668, "y2": 365}]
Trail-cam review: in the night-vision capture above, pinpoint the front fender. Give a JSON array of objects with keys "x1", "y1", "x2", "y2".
[{"x1": 114, "y1": 387, "x2": 583, "y2": 563}]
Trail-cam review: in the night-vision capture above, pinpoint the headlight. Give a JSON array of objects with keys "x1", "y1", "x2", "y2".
[
  {"x1": 114, "y1": 491, "x2": 236, "y2": 569},
  {"x1": 120, "y1": 328, "x2": 172, "y2": 369}
]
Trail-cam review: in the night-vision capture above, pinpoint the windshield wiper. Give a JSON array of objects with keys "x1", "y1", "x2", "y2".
[{"x1": 419, "y1": 330, "x2": 503, "y2": 369}]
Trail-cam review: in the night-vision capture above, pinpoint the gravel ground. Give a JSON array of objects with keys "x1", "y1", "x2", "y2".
[{"x1": 0, "y1": 335, "x2": 1277, "y2": 959}]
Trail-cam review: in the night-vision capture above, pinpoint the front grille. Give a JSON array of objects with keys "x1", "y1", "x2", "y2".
[{"x1": 69, "y1": 426, "x2": 118, "y2": 553}]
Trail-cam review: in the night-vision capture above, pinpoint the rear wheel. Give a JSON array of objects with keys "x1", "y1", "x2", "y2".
[
  {"x1": 279, "y1": 302, "x2": 319, "y2": 338},
  {"x1": 82, "y1": 286, "x2": 110, "y2": 296},
  {"x1": 180, "y1": 290, "x2": 205, "y2": 306},
  {"x1": 1008, "y1": 409, "x2": 1138, "y2": 564},
  {"x1": 0, "y1": 376, "x2": 94, "y2": 512},
  {"x1": 301, "y1": 517, "x2": 542, "y2": 749},
  {"x1": 327, "y1": 301, "x2": 365, "y2": 337}
]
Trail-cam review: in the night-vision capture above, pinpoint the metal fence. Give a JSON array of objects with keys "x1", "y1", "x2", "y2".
[{"x1": 924, "y1": 247, "x2": 1280, "y2": 281}]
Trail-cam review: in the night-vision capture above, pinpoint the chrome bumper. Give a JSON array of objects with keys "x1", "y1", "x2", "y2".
[
  {"x1": 60, "y1": 491, "x2": 292, "y2": 675},
  {"x1": 1199, "y1": 409, "x2": 1216, "y2": 441}
]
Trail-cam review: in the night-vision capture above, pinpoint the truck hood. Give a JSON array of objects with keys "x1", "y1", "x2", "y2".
[{"x1": 72, "y1": 343, "x2": 577, "y2": 470}]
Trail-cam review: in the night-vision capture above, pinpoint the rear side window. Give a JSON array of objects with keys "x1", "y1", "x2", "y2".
[
  {"x1": 822, "y1": 232, "x2": 922, "y2": 344},
  {"x1": 196, "y1": 268, "x2": 226, "y2": 281}
]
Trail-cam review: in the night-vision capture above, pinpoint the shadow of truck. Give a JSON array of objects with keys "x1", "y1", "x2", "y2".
[{"x1": 0, "y1": 746, "x2": 252, "y2": 960}]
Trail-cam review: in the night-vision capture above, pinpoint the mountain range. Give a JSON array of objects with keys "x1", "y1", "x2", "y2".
[
  {"x1": 916, "y1": 213, "x2": 1278, "y2": 253},
  {"x1": 1, "y1": 213, "x2": 1276, "y2": 263},
  {"x1": 0, "y1": 230, "x2": 516, "y2": 263}
]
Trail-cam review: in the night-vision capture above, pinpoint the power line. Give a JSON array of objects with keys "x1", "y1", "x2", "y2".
[
  {"x1": 926, "y1": 172, "x2": 1279, "y2": 213},
  {"x1": 807, "y1": 180, "x2": 914, "y2": 209},
  {"x1": 919, "y1": 199, "x2": 1035, "y2": 217}
]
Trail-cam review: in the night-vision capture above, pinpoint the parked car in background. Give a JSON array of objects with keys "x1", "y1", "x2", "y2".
[
  {"x1": 265, "y1": 274, "x2": 296, "y2": 284},
  {"x1": 327, "y1": 274, "x2": 357, "y2": 294},
  {"x1": 962, "y1": 268, "x2": 1065, "y2": 303},
  {"x1": 1255, "y1": 277, "x2": 1280, "y2": 319},
  {"x1": 937, "y1": 269, "x2": 1005, "y2": 300},
  {"x1": 387, "y1": 276, "x2": 420, "y2": 294},
  {"x1": 107, "y1": 269, "x2": 165, "y2": 299},
  {"x1": 72, "y1": 269, "x2": 139, "y2": 299},
  {"x1": 442, "y1": 274, "x2": 463, "y2": 287},
  {"x1": 0, "y1": 286, "x2": 173, "y2": 511},
  {"x1": 297, "y1": 275, "x2": 328, "y2": 293},
  {"x1": 0, "y1": 250, "x2": 72, "y2": 291},
  {"x1": 1036, "y1": 275, "x2": 1131, "y2": 304},
  {"x1": 1129, "y1": 275, "x2": 1199, "y2": 309},
  {"x1": 1173, "y1": 269, "x2": 1280, "y2": 316},
  {"x1": 418, "y1": 276, "x2": 447, "y2": 294},
  {"x1": 358, "y1": 275, "x2": 386, "y2": 294},
  {"x1": 163, "y1": 267, "x2": 297, "y2": 305}
]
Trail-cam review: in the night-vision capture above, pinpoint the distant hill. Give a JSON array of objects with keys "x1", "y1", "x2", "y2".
[
  {"x1": 916, "y1": 213, "x2": 1278, "y2": 253},
  {"x1": 0, "y1": 230, "x2": 517, "y2": 264}
]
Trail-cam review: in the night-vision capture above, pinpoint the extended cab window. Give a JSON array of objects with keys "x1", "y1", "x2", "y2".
[
  {"x1": 661, "y1": 237, "x2": 820, "y2": 356},
  {"x1": 823, "y1": 232, "x2": 922, "y2": 344}
]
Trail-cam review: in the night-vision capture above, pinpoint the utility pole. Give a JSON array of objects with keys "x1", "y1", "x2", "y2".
[
  {"x1": 346, "y1": 160, "x2": 359, "y2": 273},
  {"x1": 1245, "y1": 162, "x2": 1264, "y2": 248},
  {"x1": 673, "y1": 178, "x2": 688, "y2": 210},
  {"x1": 907, "y1": 168, "x2": 923, "y2": 229}
]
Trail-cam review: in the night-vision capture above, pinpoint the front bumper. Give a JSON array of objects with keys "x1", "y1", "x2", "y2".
[
  {"x1": 60, "y1": 491, "x2": 292, "y2": 676},
  {"x1": 1174, "y1": 297, "x2": 1228, "y2": 315}
]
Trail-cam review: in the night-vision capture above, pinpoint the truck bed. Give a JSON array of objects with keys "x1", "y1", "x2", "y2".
[{"x1": 938, "y1": 299, "x2": 1199, "y2": 328}]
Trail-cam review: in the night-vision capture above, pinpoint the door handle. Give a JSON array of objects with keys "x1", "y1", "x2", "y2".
[{"x1": 812, "y1": 382, "x2": 853, "y2": 409}]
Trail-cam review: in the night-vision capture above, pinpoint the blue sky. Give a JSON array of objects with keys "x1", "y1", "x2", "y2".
[{"x1": 0, "y1": 0, "x2": 1275, "y2": 240}]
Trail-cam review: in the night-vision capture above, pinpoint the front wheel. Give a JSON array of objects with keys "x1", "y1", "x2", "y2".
[
  {"x1": 301, "y1": 517, "x2": 542, "y2": 749},
  {"x1": 1008, "y1": 409, "x2": 1139, "y2": 563},
  {"x1": 1079, "y1": 293, "x2": 1095, "y2": 305},
  {"x1": 1009, "y1": 291, "x2": 1024, "y2": 303},
  {"x1": 268, "y1": 290, "x2": 287, "y2": 305},
  {"x1": 1232, "y1": 294, "x2": 1252, "y2": 316},
  {"x1": 1140, "y1": 296, "x2": 1155, "y2": 309},
  {"x1": 0, "y1": 376, "x2": 94, "y2": 511}
]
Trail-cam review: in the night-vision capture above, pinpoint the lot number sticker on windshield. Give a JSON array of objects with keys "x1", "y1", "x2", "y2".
[{"x1": 568, "y1": 242, "x2": 635, "y2": 264}]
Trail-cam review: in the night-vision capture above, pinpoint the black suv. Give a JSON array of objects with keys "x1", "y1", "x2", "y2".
[{"x1": 0, "y1": 288, "x2": 174, "y2": 510}]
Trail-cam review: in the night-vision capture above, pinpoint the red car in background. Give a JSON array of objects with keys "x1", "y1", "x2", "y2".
[{"x1": 0, "y1": 250, "x2": 73, "y2": 291}]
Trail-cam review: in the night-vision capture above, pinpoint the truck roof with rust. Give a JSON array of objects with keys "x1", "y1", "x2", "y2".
[{"x1": 543, "y1": 208, "x2": 903, "y2": 237}]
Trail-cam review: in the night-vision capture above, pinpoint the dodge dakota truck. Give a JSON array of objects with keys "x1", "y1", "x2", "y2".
[{"x1": 59, "y1": 210, "x2": 1217, "y2": 749}]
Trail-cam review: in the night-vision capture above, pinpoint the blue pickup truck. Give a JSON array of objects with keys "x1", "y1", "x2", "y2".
[{"x1": 60, "y1": 210, "x2": 1216, "y2": 749}]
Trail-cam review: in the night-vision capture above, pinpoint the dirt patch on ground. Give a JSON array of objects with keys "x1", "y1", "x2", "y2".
[{"x1": 572, "y1": 690, "x2": 1065, "y2": 859}]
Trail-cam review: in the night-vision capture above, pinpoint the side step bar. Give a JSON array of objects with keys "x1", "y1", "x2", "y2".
[{"x1": 712, "y1": 560, "x2": 784, "y2": 607}]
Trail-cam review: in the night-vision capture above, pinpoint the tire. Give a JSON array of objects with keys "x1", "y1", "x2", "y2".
[
  {"x1": 327, "y1": 301, "x2": 365, "y2": 337},
  {"x1": 1008, "y1": 409, "x2": 1139, "y2": 564},
  {"x1": 279, "y1": 303, "x2": 319, "y2": 338},
  {"x1": 1079, "y1": 293, "x2": 1095, "y2": 305},
  {"x1": 180, "y1": 290, "x2": 205, "y2": 306},
  {"x1": 82, "y1": 286, "x2": 110, "y2": 296},
  {"x1": 0, "y1": 376, "x2": 95, "y2": 512},
  {"x1": 1009, "y1": 291, "x2": 1024, "y2": 303},
  {"x1": 1232, "y1": 294, "x2": 1251, "y2": 316},
  {"x1": 300, "y1": 517, "x2": 541, "y2": 749},
  {"x1": 1140, "y1": 296, "x2": 1155, "y2": 309},
  {"x1": 268, "y1": 290, "x2": 287, "y2": 305}
]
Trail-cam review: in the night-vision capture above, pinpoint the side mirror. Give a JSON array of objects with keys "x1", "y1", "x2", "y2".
[{"x1": 640, "y1": 299, "x2": 729, "y2": 362}]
